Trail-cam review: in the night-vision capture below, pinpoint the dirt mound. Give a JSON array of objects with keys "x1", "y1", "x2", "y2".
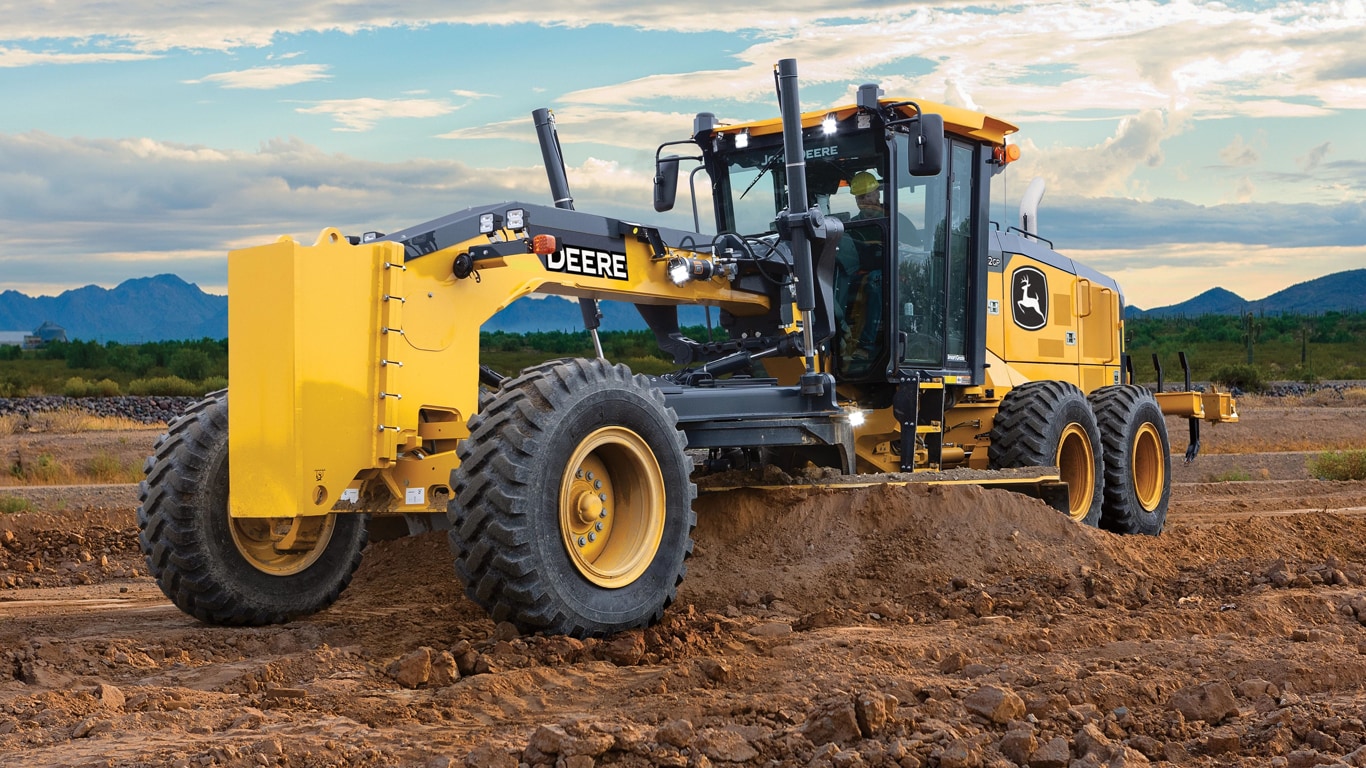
[{"x1": 687, "y1": 483, "x2": 1140, "y2": 613}]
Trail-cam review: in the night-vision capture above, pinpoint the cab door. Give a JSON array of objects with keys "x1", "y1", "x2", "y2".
[{"x1": 892, "y1": 138, "x2": 976, "y2": 374}]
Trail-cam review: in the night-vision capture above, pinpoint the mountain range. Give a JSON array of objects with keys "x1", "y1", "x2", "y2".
[
  {"x1": 0, "y1": 274, "x2": 714, "y2": 342},
  {"x1": 1, "y1": 269, "x2": 1363, "y2": 342},
  {"x1": 1125, "y1": 269, "x2": 1366, "y2": 319}
]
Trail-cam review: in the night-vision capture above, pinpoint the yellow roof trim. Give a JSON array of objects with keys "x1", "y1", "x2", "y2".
[{"x1": 716, "y1": 98, "x2": 1018, "y2": 146}]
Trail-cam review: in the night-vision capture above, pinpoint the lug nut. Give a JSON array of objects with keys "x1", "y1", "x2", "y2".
[
  {"x1": 595, "y1": 521, "x2": 603, "y2": 531},
  {"x1": 599, "y1": 493, "x2": 607, "y2": 501},
  {"x1": 586, "y1": 471, "x2": 594, "y2": 481},
  {"x1": 576, "y1": 469, "x2": 583, "y2": 479},
  {"x1": 588, "y1": 532, "x2": 597, "y2": 543},
  {"x1": 594, "y1": 479, "x2": 602, "y2": 489},
  {"x1": 577, "y1": 536, "x2": 587, "y2": 547},
  {"x1": 599, "y1": 510, "x2": 607, "y2": 518}
]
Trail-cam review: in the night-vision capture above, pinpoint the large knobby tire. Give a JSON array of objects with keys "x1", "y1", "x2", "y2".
[
  {"x1": 137, "y1": 392, "x2": 369, "y2": 625},
  {"x1": 449, "y1": 358, "x2": 696, "y2": 637},
  {"x1": 1089, "y1": 385, "x2": 1171, "y2": 536},
  {"x1": 989, "y1": 380, "x2": 1105, "y2": 527}
]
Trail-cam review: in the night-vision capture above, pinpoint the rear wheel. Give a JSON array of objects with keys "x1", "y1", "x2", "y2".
[
  {"x1": 449, "y1": 358, "x2": 695, "y2": 637},
  {"x1": 989, "y1": 380, "x2": 1104, "y2": 526},
  {"x1": 1089, "y1": 385, "x2": 1170, "y2": 535},
  {"x1": 137, "y1": 392, "x2": 369, "y2": 625}
]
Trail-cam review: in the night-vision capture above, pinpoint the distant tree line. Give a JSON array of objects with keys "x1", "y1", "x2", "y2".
[
  {"x1": 0, "y1": 338, "x2": 228, "y2": 397},
  {"x1": 1128, "y1": 312, "x2": 1366, "y2": 348},
  {"x1": 1127, "y1": 311, "x2": 1366, "y2": 387},
  {"x1": 5, "y1": 313, "x2": 1361, "y2": 397},
  {"x1": 7, "y1": 338, "x2": 231, "y2": 380}
]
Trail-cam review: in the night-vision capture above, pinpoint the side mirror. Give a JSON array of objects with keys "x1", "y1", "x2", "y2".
[
  {"x1": 908, "y1": 113, "x2": 944, "y2": 177},
  {"x1": 653, "y1": 156, "x2": 681, "y2": 212}
]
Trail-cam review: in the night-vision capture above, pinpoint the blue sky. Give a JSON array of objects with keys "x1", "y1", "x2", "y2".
[{"x1": 0, "y1": 1, "x2": 1362, "y2": 310}]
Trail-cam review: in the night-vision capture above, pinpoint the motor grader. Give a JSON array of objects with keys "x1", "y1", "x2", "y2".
[{"x1": 137, "y1": 59, "x2": 1235, "y2": 637}]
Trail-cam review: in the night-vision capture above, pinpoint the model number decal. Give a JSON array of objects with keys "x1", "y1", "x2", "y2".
[{"x1": 544, "y1": 245, "x2": 629, "y2": 281}]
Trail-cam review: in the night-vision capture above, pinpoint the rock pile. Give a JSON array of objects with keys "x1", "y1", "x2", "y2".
[{"x1": 0, "y1": 396, "x2": 198, "y2": 424}]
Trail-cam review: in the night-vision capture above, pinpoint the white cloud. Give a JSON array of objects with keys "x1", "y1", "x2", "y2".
[
  {"x1": 295, "y1": 97, "x2": 463, "y2": 132},
  {"x1": 449, "y1": 88, "x2": 496, "y2": 99},
  {"x1": 185, "y1": 63, "x2": 330, "y2": 89},
  {"x1": 0, "y1": 2, "x2": 933, "y2": 52},
  {"x1": 1013, "y1": 109, "x2": 1183, "y2": 198},
  {"x1": 0, "y1": 131, "x2": 684, "y2": 292},
  {"x1": 1218, "y1": 134, "x2": 1261, "y2": 167},
  {"x1": 0, "y1": 45, "x2": 158, "y2": 67},
  {"x1": 437, "y1": 106, "x2": 706, "y2": 157},
  {"x1": 1299, "y1": 141, "x2": 1333, "y2": 171}
]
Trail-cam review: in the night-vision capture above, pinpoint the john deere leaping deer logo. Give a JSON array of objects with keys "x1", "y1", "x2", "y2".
[{"x1": 1011, "y1": 266, "x2": 1048, "y2": 331}]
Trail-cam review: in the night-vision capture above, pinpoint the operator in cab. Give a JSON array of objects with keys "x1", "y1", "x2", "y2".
[{"x1": 836, "y1": 171, "x2": 922, "y2": 376}]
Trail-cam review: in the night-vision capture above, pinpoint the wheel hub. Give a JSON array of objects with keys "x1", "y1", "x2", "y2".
[
  {"x1": 1056, "y1": 423, "x2": 1095, "y2": 522},
  {"x1": 559, "y1": 426, "x2": 665, "y2": 589},
  {"x1": 1131, "y1": 422, "x2": 1165, "y2": 511},
  {"x1": 229, "y1": 514, "x2": 336, "y2": 576}
]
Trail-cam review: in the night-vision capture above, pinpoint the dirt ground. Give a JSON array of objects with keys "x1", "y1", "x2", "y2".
[{"x1": 3, "y1": 405, "x2": 1366, "y2": 768}]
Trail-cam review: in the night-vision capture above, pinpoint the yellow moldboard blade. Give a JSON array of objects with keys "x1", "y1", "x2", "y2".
[{"x1": 228, "y1": 231, "x2": 400, "y2": 518}]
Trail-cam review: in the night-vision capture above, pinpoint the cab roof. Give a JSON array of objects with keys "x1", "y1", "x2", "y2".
[{"x1": 715, "y1": 98, "x2": 1018, "y2": 146}]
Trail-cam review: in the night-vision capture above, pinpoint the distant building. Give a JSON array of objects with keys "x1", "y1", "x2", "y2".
[
  {"x1": 30, "y1": 321, "x2": 67, "y2": 346},
  {"x1": 0, "y1": 321, "x2": 67, "y2": 349}
]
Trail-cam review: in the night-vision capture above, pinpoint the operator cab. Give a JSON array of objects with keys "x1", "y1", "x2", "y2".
[{"x1": 705, "y1": 101, "x2": 996, "y2": 387}]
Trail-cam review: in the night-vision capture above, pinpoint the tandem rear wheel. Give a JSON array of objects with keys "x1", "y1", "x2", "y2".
[
  {"x1": 1089, "y1": 385, "x2": 1171, "y2": 535},
  {"x1": 989, "y1": 380, "x2": 1105, "y2": 527},
  {"x1": 449, "y1": 358, "x2": 695, "y2": 638}
]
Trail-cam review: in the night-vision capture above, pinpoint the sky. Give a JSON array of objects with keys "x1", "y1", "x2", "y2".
[{"x1": 0, "y1": 1, "x2": 1362, "y2": 311}]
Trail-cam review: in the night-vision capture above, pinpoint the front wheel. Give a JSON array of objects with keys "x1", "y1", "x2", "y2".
[
  {"x1": 449, "y1": 358, "x2": 695, "y2": 637},
  {"x1": 137, "y1": 392, "x2": 369, "y2": 625},
  {"x1": 1089, "y1": 385, "x2": 1170, "y2": 535},
  {"x1": 989, "y1": 380, "x2": 1105, "y2": 526}
]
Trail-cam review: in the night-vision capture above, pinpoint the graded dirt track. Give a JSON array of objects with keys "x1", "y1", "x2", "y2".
[{"x1": 3, "y1": 405, "x2": 1366, "y2": 768}]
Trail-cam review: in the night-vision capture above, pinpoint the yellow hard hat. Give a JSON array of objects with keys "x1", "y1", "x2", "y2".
[{"x1": 850, "y1": 171, "x2": 880, "y2": 196}]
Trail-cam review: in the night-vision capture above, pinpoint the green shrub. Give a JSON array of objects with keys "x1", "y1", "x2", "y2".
[
  {"x1": 169, "y1": 348, "x2": 212, "y2": 381},
  {"x1": 85, "y1": 450, "x2": 141, "y2": 483},
  {"x1": 92, "y1": 378, "x2": 121, "y2": 396},
  {"x1": 0, "y1": 495, "x2": 31, "y2": 514},
  {"x1": 1210, "y1": 363, "x2": 1264, "y2": 392},
  {"x1": 1308, "y1": 450, "x2": 1366, "y2": 481},
  {"x1": 62, "y1": 376, "x2": 91, "y2": 397},
  {"x1": 200, "y1": 376, "x2": 228, "y2": 394},
  {"x1": 128, "y1": 375, "x2": 202, "y2": 397}
]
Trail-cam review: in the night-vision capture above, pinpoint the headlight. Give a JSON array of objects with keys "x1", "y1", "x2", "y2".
[{"x1": 667, "y1": 257, "x2": 691, "y2": 286}]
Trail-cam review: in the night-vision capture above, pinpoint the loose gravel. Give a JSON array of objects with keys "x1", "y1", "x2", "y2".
[{"x1": 0, "y1": 396, "x2": 198, "y2": 424}]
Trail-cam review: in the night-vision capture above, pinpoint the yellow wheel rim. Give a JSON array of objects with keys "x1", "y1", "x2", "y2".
[
  {"x1": 559, "y1": 426, "x2": 666, "y2": 589},
  {"x1": 1057, "y1": 423, "x2": 1095, "y2": 522},
  {"x1": 229, "y1": 515, "x2": 337, "y2": 576},
  {"x1": 1132, "y1": 422, "x2": 1165, "y2": 511}
]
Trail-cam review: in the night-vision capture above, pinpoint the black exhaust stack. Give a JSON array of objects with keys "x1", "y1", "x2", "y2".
[{"x1": 533, "y1": 107, "x2": 604, "y2": 358}]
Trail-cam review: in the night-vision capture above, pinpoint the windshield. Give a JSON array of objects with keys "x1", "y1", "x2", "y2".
[{"x1": 718, "y1": 127, "x2": 885, "y2": 236}]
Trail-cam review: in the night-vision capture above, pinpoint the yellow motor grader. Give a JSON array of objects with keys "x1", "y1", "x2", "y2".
[{"x1": 137, "y1": 59, "x2": 1235, "y2": 636}]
